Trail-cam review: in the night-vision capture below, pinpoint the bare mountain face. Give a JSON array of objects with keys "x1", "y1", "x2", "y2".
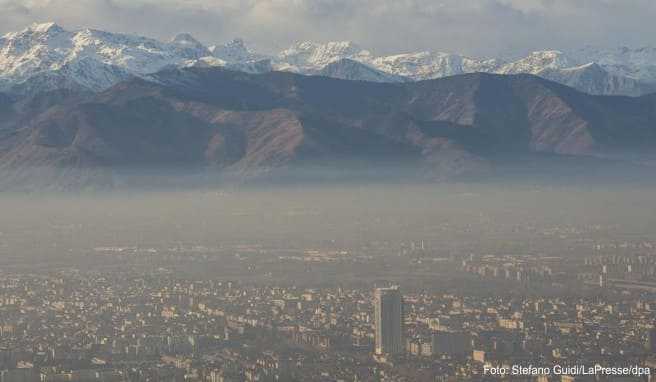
[
  {"x1": 0, "y1": 67, "x2": 655, "y2": 189},
  {"x1": 2, "y1": 23, "x2": 656, "y2": 97}
]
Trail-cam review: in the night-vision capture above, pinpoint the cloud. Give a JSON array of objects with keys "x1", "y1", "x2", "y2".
[{"x1": 1, "y1": 0, "x2": 655, "y2": 57}]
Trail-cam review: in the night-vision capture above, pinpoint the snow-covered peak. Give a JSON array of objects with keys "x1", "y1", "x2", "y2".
[
  {"x1": 27, "y1": 22, "x2": 66, "y2": 34},
  {"x1": 498, "y1": 50, "x2": 572, "y2": 75},
  {"x1": 211, "y1": 38, "x2": 265, "y2": 64},
  {"x1": 566, "y1": 46, "x2": 656, "y2": 83},
  {"x1": 170, "y1": 33, "x2": 208, "y2": 54},
  {"x1": 2, "y1": 22, "x2": 69, "y2": 46},
  {"x1": 180, "y1": 56, "x2": 227, "y2": 68},
  {"x1": 373, "y1": 51, "x2": 456, "y2": 79},
  {"x1": 0, "y1": 23, "x2": 216, "y2": 93},
  {"x1": 370, "y1": 51, "x2": 504, "y2": 80},
  {"x1": 171, "y1": 33, "x2": 200, "y2": 46},
  {"x1": 14, "y1": 22, "x2": 65, "y2": 37},
  {"x1": 278, "y1": 41, "x2": 373, "y2": 70},
  {"x1": 535, "y1": 61, "x2": 654, "y2": 96},
  {"x1": 223, "y1": 38, "x2": 248, "y2": 51},
  {"x1": 1, "y1": 23, "x2": 68, "y2": 51}
]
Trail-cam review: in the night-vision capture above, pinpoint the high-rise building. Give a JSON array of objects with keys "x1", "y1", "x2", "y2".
[
  {"x1": 599, "y1": 265, "x2": 608, "y2": 288},
  {"x1": 374, "y1": 286, "x2": 403, "y2": 355}
]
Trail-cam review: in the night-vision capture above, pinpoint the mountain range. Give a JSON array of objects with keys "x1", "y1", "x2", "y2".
[
  {"x1": 1, "y1": 65, "x2": 655, "y2": 189},
  {"x1": 0, "y1": 23, "x2": 655, "y2": 189},
  {"x1": 2, "y1": 23, "x2": 656, "y2": 97}
]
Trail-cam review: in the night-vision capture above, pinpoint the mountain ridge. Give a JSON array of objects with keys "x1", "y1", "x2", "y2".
[
  {"x1": 1, "y1": 67, "x2": 655, "y2": 190},
  {"x1": 2, "y1": 23, "x2": 656, "y2": 97}
]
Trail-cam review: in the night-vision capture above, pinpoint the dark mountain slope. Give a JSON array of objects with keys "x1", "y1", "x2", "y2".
[{"x1": 0, "y1": 68, "x2": 654, "y2": 189}]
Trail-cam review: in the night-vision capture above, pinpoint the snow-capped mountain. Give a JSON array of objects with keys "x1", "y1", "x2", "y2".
[
  {"x1": 497, "y1": 50, "x2": 572, "y2": 75},
  {"x1": 209, "y1": 38, "x2": 266, "y2": 64},
  {"x1": 0, "y1": 23, "x2": 202, "y2": 89},
  {"x1": 0, "y1": 22, "x2": 265, "y2": 95},
  {"x1": 274, "y1": 42, "x2": 503, "y2": 81},
  {"x1": 294, "y1": 45, "x2": 656, "y2": 96},
  {"x1": 1, "y1": 22, "x2": 656, "y2": 97},
  {"x1": 369, "y1": 51, "x2": 503, "y2": 80},
  {"x1": 493, "y1": 50, "x2": 655, "y2": 96},
  {"x1": 279, "y1": 44, "x2": 656, "y2": 95},
  {"x1": 569, "y1": 46, "x2": 656, "y2": 84},
  {"x1": 535, "y1": 62, "x2": 656, "y2": 96},
  {"x1": 276, "y1": 41, "x2": 373, "y2": 72}
]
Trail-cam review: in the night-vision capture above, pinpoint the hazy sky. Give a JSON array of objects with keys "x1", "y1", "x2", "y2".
[{"x1": 1, "y1": 0, "x2": 655, "y2": 57}]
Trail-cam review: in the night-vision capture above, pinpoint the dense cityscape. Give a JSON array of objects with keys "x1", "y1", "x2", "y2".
[
  {"x1": 0, "y1": 184, "x2": 654, "y2": 382},
  {"x1": 2, "y1": 232, "x2": 656, "y2": 381}
]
